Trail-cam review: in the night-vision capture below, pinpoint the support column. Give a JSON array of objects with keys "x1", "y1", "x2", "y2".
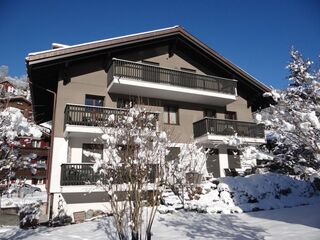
[{"x1": 218, "y1": 146, "x2": 229, "y2": 177}]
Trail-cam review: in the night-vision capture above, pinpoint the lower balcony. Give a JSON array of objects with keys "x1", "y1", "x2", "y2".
[
  {"x1": 193, "y1": 118, "x2": 265, "y2": 144},
  {"x1": 17, "y1": 147, "x2": 49, "y2": 157},
  {"x1": 60, "y1": 163, "x2": 158, "y2": 186},
  {"x1": 60, "y1": 164, "x2": 100, "y2": 186},
  {"x1": 64, "y1": 104, "x2": 159, "y2": 137}
]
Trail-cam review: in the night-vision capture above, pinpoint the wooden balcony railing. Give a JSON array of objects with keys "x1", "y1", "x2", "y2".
[
  {"x1": 17, "y1": 147, "x2": 49, "y2": 157},
  {"x1": 193, "y1": 117, "x2": 265, "y2": 139},
  {"x1": 64, "y1": 104, "x2": 159, "y2": 128},
  {"x1": 108, "y1": 58, "x2": 237, "y2": 95},
  {"x1": 60, "y1": 164, "x2": 99, "y2": 186},
  {"x1": 60, "y1": 163, "x2": 158, "y2": 186}
]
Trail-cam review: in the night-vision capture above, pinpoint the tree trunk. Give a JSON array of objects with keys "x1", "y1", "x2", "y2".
[
  {"x1": 146, "y1": 230, "x2": 152, "y2": 240},
  {"x1": 118, "y1": 232, "x2": 127, "y2": 240},
  {"x1": 131, "y1": 230, "x2": 139, "y2": 240}
]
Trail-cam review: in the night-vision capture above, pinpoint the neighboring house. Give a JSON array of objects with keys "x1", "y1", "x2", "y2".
[
  {"x1": 0, "y1": 126, "x2": 50, "y2": 188},
  {"x1": 16, "y1": 133, "x2": 50, "y2": 186},
  {"x1": 0, "y1": 96, "x2": 33, "y2": 120},
  {"x1": 0, "y1": 80, "x2": 16, "y2": 95},
  {"x1": 0, "y1": 79, "x2": 29, "y2": 99},
  {"x1": 0, "y1": 91, "x2": 50, "y2": 187},
  {"x1": 26, "y1": 26, "x2": 270, "y2": 218}
]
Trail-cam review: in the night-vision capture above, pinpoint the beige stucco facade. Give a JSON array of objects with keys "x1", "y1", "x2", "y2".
[
  {"x1": 54, "y1": 52, "x2": 253, "y2": 143},
  {"x1": 27, "y1": 26, "x2": 269, "y2": 220}
]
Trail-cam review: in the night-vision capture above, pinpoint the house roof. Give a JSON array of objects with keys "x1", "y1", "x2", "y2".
[
  {"x1": 27, "y1": 26, "x2": 272, "y2": 123},
  {"x1": 26, "y1": 26, "x2": 270, "y2": 92},
  {"x1": 0, "y1": 96, "x2": 31, "y2": 105},
  {"x1": 0, "y1": 80, "x2": 15, "y2": 87}
]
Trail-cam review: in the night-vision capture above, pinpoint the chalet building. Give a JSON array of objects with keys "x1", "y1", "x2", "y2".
[
  {"x1": 0, "y1": 134, "x2": 49, "y2": 187},
  {"x1": 0, "y1": 80, "x2": 16, "y2": 94},
  {"x1": 0, "y1": 79, "x2": 29, "y2": 99},
  {"x1": 26, "y1": 26, "x2": 270, "y2": 218},
  {"x1": 0, "y1": 84, "x2": 49, "y2": 187},
  {"x1": 16, "y1": 134, "x2": 50, "y2": 186},
  {"x1": 0, "y1": 96, "x2": 33, "y2": 120}
]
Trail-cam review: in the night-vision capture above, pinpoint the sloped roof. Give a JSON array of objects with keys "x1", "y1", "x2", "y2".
[
  {"x1": 0, "y1": 80, "x2": 15, "y2": 87},
  {"x1": 0, "y1": 96, "x2": 31, "y2": 105},
  {"x1": 26, "y1": 26, "x2": 270, "y2": 92}
]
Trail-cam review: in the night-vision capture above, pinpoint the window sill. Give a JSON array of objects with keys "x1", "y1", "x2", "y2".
[{"x1": 163, "y1": 123, "x2": 180, "y2": 126}]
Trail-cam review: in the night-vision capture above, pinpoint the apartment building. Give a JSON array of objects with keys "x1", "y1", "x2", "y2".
[{"x1": 26, "y1": 26, "x2": 270, "y2": 217}]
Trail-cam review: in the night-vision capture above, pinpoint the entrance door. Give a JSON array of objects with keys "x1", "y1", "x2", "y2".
[{"x1": 205, "y1": 148, "x2": 219, "y2": 177}]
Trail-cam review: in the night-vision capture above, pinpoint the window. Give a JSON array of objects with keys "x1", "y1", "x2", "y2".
[
  {"x1": 32, "y1": 140, "x2": 41, "y2": 148},
  {"x1": 142, "y1": 60, "x2": 159, "y2": 66},
  {"x1": 163, "y1": 106, "x2": 179, "y2": 125},
  {"x1": 117, "y1": 97, "x2": 136, "y2": 109},
  {"x1": 203, "y1": 109, "x2": 216, "y2": 118},
  {"x1": 225, "y1": 111, "x2": 237, "y2": 120},
  {"x1": 31, "y1": 179, "x2": 38, "y2": 185},
  {"x1": 7, "y1": 86, "x2": 14, "y2": 93},
  {"x1": 205, "y1": 148, "x2": 219, "y2": 176},
  {"x1": 165, "y1": 147, "x2": 180, "y2": 161},
  {"x1": 82, "y1": 143, "x2": 103, "y2": 163},
  {"x1": 227, "y1": 149, "x2": 241, "y2": 168},
  {"x1": 85, "y1": 94, "x2": 104, "y2": 106},
  {"x1": 180, "y1": 67, "x2": 196, "y2": 73}
]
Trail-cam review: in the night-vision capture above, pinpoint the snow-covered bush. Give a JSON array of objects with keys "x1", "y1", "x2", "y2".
[
  {"x1": 87, "y1": 104, "x2": 208, "y2": 239},
  {"x1": 50, "y1": 195, "x2": 72, "y2": 227},
  {"x1": 222, "y1": 173, "x2": 319, "y2": 212},
  {"x1": 0, "y1": 107, "x2": 42, "y2": 183},
  {"x1": 257, "y1": 49, "x2": 320, "y2": 180},
  {"x1": 88, "y1": 106, "x2": 168, "y2": 240},
  {"x1": 19, "y1": 200, "x2": 42, "y2": 229},
  {"x1": 160, "y1": 173, "x2": 319, "y2": 214}
]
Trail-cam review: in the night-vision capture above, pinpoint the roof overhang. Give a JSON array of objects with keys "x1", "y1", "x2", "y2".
[
  {"x1": 27, "y1": 26, "x2": 270, "y2": 92},
  {"x1": 26, "y1": 26, "x2": 272, "y2": 124}
]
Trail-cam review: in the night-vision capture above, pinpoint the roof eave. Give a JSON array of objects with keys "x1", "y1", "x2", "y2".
[{"x1": 26, "y1": 26, "x2": 271, "y2": 93}]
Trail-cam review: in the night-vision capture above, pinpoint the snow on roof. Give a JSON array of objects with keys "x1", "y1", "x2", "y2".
[
  {"x1": 28, "y1": 26, "x2": 180, "y2": 57},
  {"x1": 52, "y1": 43, "x2": 70, "y2": 49},
  {"x1": 0, "y1": 77, "x2": 28, "y2": 90},
  {"x1": 26, "y1": 25, "x2": 271, "y2": 92},
  {"x1": 0, "y1": 96, "x2": 31, "y2": 104}
]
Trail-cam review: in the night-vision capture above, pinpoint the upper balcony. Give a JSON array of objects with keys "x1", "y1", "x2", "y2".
[
  {"x1": 107, "y1": 58, "x2": 237, "y2": 106},
  {"x1": 64, "y1": 104, "x2": 159, "y2": 137},
  {"x1": 193, "y1": 117, "x2": 265, "y2": 144}
]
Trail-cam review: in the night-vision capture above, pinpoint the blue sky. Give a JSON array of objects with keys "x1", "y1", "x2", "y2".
[{"x1": 0, "y1": 0, "x2": 319, "y2": 89}]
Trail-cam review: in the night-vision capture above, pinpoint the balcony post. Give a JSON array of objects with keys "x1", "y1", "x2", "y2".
[{"x1": 205, "y1": 118, "x2": 209, "y2": 134}]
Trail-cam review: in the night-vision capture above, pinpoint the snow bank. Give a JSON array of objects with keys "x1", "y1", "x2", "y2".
[
  {"x1": 0, "y1": 107, "x2": 42, "y2": 140},
  {"x1": 160, "y1": 173, "x2": 320, "y2": 215},
  {"x1": 2, "y1": 203, "x2": 320, "y2": 240},
  {"x1": 221, "y1": 173, "x2": 320, "y2": 212},
  {"x1": 1, "y1": 192, "x2": 47, "y2": 209}
]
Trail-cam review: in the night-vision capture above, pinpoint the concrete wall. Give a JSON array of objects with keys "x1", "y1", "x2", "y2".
[
  {"x1": 50, "y1": 137, "x2": 68, "y2": 193},
  {"x1": 51, "y1": 192, "x2": 112, "y2": 221}
]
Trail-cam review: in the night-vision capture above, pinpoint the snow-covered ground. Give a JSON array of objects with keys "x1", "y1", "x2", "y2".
[
  {"x1": 1, "y1": 192, "x2": 47, "y2": 209},
  {"x1": 161, "y1": 173, "x2": 320, "y2": 214},
  {"x1": 1, "y1": 203, "x2": 320, "y2": 240}
]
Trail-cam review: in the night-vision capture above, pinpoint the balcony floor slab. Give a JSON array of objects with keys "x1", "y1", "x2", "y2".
[
  {"x1": 64, "y1": 125, "x2": 104, "y2": 138},
  {"x1": 195, "y1": 134, "x2": 266, "y2": 145},
  {"x1": 108, "y1": 76, "x2": 236, "y2": 106}
]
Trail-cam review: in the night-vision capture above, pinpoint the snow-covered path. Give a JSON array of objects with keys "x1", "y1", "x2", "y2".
[{"x1": 1, "y1": 203, "x2": 320, "y2": 240}]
